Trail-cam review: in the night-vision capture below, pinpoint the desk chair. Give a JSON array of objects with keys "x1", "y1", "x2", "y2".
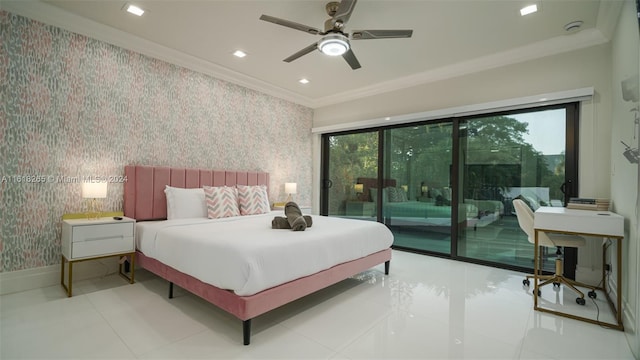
[{"x1": 513, "y1": 199, "x2": 597, "y2": 305}]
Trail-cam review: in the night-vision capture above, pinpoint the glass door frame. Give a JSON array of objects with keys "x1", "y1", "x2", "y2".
[{"x1": 320, "y1": 102, "x2": 580, "y2": 275}]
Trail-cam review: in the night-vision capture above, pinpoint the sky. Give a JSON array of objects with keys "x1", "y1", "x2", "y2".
[{"x1": 512, "y1": 108, "x2": 566, "y2": 155}]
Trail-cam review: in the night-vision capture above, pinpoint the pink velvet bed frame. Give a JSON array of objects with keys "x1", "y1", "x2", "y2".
[{"x1": 123, "y1": 165, "x2": 392, "y2": 345}]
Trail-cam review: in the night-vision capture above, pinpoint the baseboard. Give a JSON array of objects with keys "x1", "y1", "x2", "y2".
[
  {"x1": 0, "y1": 258, "x2": 120, "y2": 295},
  {"x1": 623, "y1": 295, "x2": 636, "y2": 332}
]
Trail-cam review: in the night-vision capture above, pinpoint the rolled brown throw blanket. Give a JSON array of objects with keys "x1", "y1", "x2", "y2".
[
  {"x1": 285, "y1": 202, "x2": 307, "y2": 231},
  {"x1": 271, "y1": 216, "x2": 313, "y2": 229}
]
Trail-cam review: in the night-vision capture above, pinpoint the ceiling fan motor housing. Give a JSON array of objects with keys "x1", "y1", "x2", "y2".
[{"x1": 318, "y1": 33, "x2": 350, "y2": 56}]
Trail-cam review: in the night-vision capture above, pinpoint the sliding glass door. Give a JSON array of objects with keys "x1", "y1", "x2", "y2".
[
  {"x1": 321, "y1": 131, "x2": 378, "y2": 220},
  {"x1": 383, "y1": 123, "x2": 454, "y2": 254},
  {"x1": 457, "y1": 107, "x2": 577, "y2": 273},
  {"x1": 320, "y1": 103, "x2": 578, "y2": 274}
]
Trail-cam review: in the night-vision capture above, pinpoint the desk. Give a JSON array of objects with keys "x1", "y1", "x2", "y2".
[{"x1": 533, "y1": 206, "x2": 624, "y2": 330}]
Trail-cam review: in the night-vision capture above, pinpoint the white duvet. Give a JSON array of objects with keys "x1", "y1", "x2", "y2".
[{"x1": 136, "y1": 213, "x2": 393, "y2": 296}]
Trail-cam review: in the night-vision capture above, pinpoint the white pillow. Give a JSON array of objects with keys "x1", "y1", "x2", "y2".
[{"x1": 164, "y1": 185, "x2": 207, "y2": 219}]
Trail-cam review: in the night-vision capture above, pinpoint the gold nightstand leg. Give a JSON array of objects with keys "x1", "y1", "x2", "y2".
[
  {"x1": 60, "y1": 255, "x2": 64, "y2": 287},
  {"x1": 60, "y1": 256, "x2": 73, "y2": 297},
  {"x1": 130, "y1": 253, "x2": 135, "y2": 284},
  {"x1": 68, "y1": 261, "x2": 73, "y2": 297},
  {"x1": 118, "y1": 253, "x2": 135, "y2": 284}
]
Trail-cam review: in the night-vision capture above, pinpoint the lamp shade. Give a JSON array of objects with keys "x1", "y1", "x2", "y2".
[
  {"x1": 354, "y1": 183, "x2": 364, "y2": 193},
  {"x1": 82, "y1": 182, "x2": 108, "y2": 199},
  {"x1": 284, "y1": 182, "x2": 297, "y2": 195}
]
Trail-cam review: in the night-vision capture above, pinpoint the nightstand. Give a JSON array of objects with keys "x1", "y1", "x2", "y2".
[{"x1": 61, "y1": 216, "x2": 136, "y2": 297}]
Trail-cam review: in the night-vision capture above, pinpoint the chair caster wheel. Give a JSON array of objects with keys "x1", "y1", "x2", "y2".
[
  {"x1": 534, "y1": 289, "x2": 541, "y2": 296},
  {"x1": 588, "y1": 290, "x2": 597, "y2": 299},
  {"x1": 576, "y1": 297, "x2": 586, "y2": 305},
  {"x1": 523, "y1": 279, "x2": 530, "y2": 286},
  {"x1": 553, "y1": 282, "x2": 561, "y2": 288}
]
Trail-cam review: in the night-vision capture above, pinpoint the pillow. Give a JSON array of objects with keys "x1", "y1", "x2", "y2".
[
  {"x1": 429, "y1": 188, "x2": 443, "y2": 199},
  {"x1": 398, "y1": 187, "x2": 408, "y2": 202},
  {"x1": 203, "y1": 186, "x2": 240, "y2": 219},
  {"x1": 164, "y1": 186, "x2": 207, "y2": 219},
  {"x1": 237, "y1": 184, "x2": 271, "y2": 215},
  {"x1": 388, "y1": 187, "x2": 405, "y2": 202},
  {"x1": 441, "y1": 187, "x2": 452, "y2": 201}
]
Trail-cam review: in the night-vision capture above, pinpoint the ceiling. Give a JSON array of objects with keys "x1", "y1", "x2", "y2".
[{"x1": 4, "y1": 1, "x2": 617, "y2": 108}]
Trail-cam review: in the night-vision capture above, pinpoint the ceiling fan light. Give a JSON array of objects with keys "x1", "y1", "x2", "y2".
[{"x1": 318, "y1": 34, "x2": 349, "y2": 56}]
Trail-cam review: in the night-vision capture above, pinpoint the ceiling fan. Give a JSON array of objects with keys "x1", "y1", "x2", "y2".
[{"x1": 259, "y1": 0, "x2": 413, "y2": 70}]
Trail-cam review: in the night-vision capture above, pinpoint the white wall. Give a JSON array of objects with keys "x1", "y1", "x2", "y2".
[{"x1": 610, "y1": 0, "x2": 639, "y2": 356}]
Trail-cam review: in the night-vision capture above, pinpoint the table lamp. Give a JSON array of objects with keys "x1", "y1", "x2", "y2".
[
  {"x1": 284, "y1": 182, "x2": 297, "y2": 203},
  {"x1": 354, "y1": 183, "x2": 364, "y2": 200},
  {"x1": 82, "y1": 181, "x2": 107, "y2": 219}
]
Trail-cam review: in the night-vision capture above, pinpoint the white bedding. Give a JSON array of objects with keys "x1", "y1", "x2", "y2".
[{"x1": 136, "y1": 213, "x2": 393, "y2": 296}]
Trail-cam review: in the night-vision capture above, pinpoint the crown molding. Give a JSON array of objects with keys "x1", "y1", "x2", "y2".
[
  {"x1": 595, "y1": 0, "x2": 624, "y2": 41},
  {"x1": 312, "y1": 87, "x2": 594, "y2": 134}
]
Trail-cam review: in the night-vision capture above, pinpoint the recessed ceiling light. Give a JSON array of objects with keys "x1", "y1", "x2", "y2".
[
  {"x1": 385, "y1": 117, "x2": 391, "y2": 121},
  {"x1": 233, "y1": 50, "x2": 247, "y2": 58},
  {"x1": 299, "y1": 78, "x2": 310, "y2": 84},
  {"x1": 125, "y1": 4, "x2": 145, "y2": 16},
  {"x1": 520, "y1": 4, "x2": 538, "y2": 16}
]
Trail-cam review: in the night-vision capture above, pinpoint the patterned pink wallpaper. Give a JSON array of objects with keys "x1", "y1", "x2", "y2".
[{"x1": 0, "y1": 11, "x2": 313, "y2": 272}]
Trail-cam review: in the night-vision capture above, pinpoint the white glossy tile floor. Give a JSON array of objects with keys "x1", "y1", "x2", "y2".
[{"x1": 1, "y1": 250, "x2": 635, "y2": 359}]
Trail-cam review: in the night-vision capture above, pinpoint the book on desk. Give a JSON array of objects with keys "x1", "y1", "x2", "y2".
[{"x1": 567, "y1": 197, "x2": 610, "y2": 211}]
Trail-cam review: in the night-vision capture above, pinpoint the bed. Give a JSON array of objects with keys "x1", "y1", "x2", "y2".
[
  {"x1": 356, "y1": 177, "x2": 482, "y2": 228},
  {"x1": 124, "y1": 165, "x2": 393, "y2": 345}
]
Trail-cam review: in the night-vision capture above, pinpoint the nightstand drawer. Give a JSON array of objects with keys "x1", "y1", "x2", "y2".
[
  {"x1": 72, "y1": 222, "x2": 133, "y2": 243},
  {"x1": 71, "y1": 234, "x2": 134, "y2": 259}
]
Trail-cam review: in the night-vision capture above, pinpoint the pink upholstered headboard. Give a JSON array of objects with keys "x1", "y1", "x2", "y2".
[{"x1": 124, "y1": 165, "x2": 269, "y2": 220}]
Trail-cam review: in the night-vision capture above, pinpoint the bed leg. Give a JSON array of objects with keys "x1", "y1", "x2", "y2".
[
  {"x1": 243, "y1": 319, "x2": 252, "y2": 345},
  {"x1": 385, "y1": 261, "x2": 390, "y2": 275},
  {"x1": 168, "y1": 282, "x2": 174, "y2": 299}
]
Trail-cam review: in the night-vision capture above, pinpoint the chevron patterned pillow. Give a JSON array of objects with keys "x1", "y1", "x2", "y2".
[
  {"x1": 203, "y1": 186, "x2": 240, "y2": 219},
  {"x1": 237, "y1": 184, "x2": 271, "y2": 215}
]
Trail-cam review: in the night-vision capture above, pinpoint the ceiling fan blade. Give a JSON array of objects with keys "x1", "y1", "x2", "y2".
[
  {"x1": 260, "y1": 14, "x2": 321, "y2": 35},
  {"x1": 283, "y1": 42, "x2": 319, "y2": 63},
  {"x1": 351, "y1": 30, "x2": 413, "y2": 40},
  {"x1": 342, "y1": 49, "x2": 361, "y2": 70},
  {"x1": 332, "y1": 0, "x2": 357, "y2": 26}
]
